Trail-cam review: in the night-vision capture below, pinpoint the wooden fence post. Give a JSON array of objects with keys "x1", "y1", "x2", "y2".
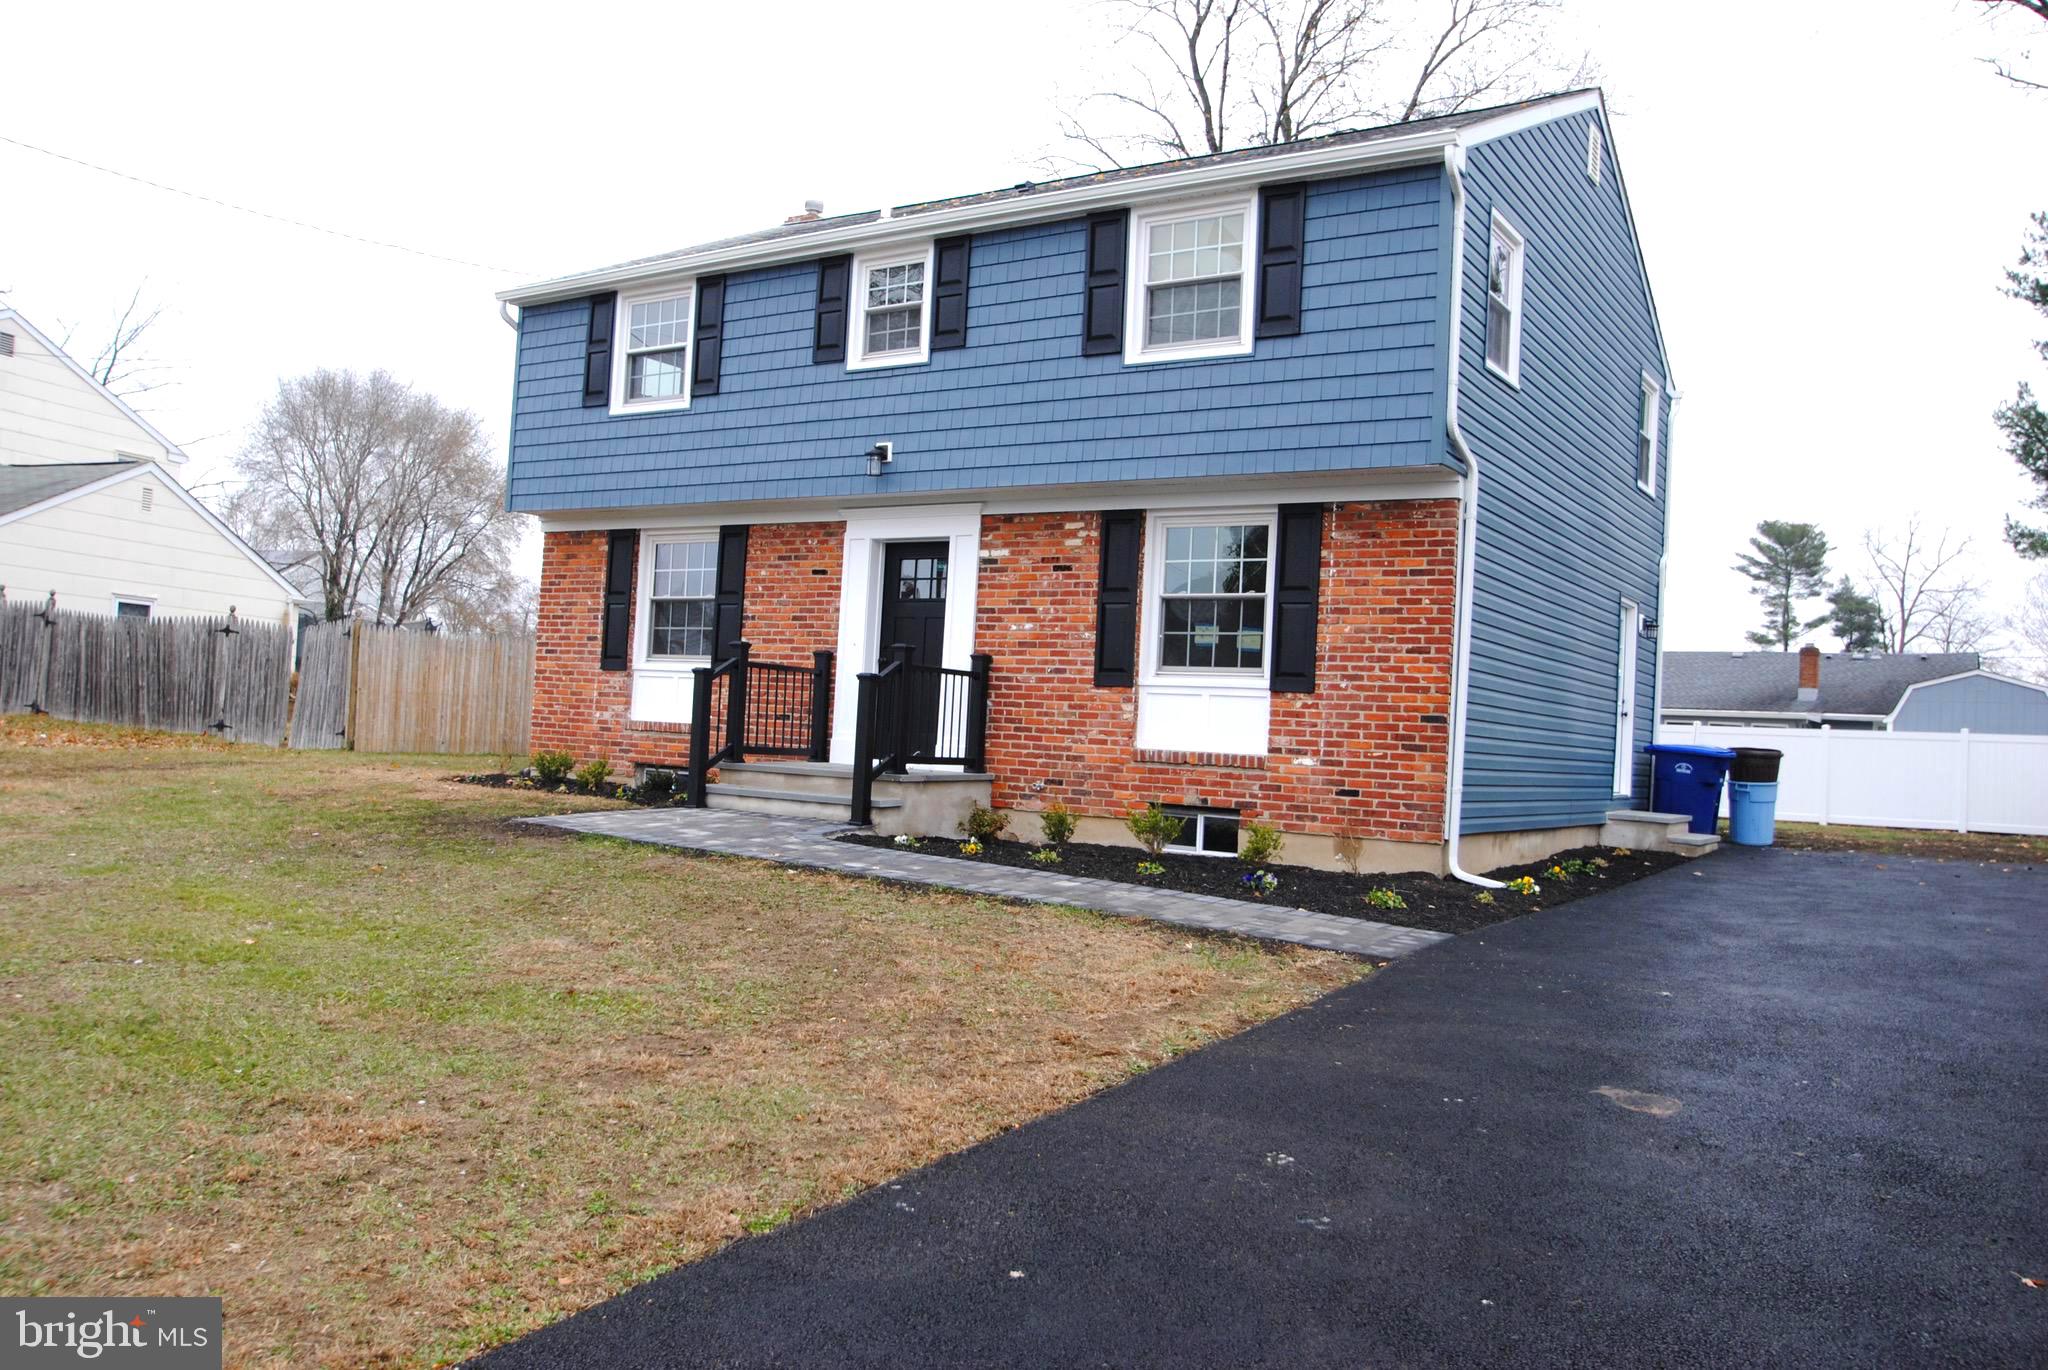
[{"x1": 343, "y1": 620, "x2": 362, "y2": 750}]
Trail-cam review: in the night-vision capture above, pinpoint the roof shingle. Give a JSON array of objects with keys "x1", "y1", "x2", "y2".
[{"x1": 1663, "y1": 651, "x2": 1980, "y2": 718}]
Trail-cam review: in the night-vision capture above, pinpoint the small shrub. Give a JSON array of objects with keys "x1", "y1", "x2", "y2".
[
  {"x1": 1363, "y1": 887, "x2": 1407, "y2": 911},
  {"x1": 960, "y1": 803, "x2": 1008, "y2": 844},
  {"x1": 1039, "y1": 801, "x2": 1077, "y2": 848},
  {"x1": 893, "y1": 834, "x2": 921, "y2": 849},
  {"x1": 575, "y1": 756, "x2": 613, "y2": 790},
  {"x1": 1543, "y1": 862, "x2": 1573, "y2": 883},
  {"x1": 959, "y1": 839, "x2": 983, "y2": 856},
  {"x1": 532, "y1": 749, "x2": 575, "y2": 785},
  {"x1": 1136, "y1": 860, "x2": 1165, "y2": 877},
  {"x1": 1238, "y1": 819, "x2": 1286, "y2": 866},
  {"x1": 1505, "y1": 875, "x2": 1540, "y2": 896},
  {"x1": 1475, "y1": 891, "x2": 1496, "y2": 905},
  {"x1": 1240, "y1": 869, "x2": 1279, "y2": 897},
  {"x1": 1609, "y1": 847, "x2": 1633, "y2": 857},
  {"x1": 1125, "y1": 803, "x2": 1185, "y2": 857},
  {"x1": 1029, "y1": 848, "x2": 1063, "y2": 866}
]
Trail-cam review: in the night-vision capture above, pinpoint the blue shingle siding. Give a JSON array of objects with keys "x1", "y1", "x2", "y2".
[
  {"x1": 1892, "y1": 675, "x2": 2048, "y2": 734},
  {"x1": 507, "y1": 166, "x2": 1454, "y2": 511},
  {"x1": 1457, "y1": 112, "x2": 1670, "y2": 834}
]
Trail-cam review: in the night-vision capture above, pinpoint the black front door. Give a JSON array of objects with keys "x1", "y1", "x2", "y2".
[{"x1": 880, "y1": 542, "x2": 948, "y2": 758}]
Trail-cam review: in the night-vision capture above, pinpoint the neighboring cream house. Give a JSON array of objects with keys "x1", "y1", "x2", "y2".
[{"x1": 0, "y1": 307, "x2": 301, "y2": 631}]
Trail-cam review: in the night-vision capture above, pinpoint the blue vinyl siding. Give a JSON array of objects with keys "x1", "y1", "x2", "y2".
[
  {"x1": 1892, "y1": 676, "x2": 2048, "y2": 734},
  {"x1": 507, "y1": 166, "x2": 1453, "y2": 511},
  {"x1": 1457, "y1": 112, "x2": 1670, "y2": 833}
]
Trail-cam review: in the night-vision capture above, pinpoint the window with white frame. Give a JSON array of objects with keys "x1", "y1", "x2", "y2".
[
  {"x1": 1128, "y1": 198, "x2": 1255, "y2": 363},
  {"x1": 614, "y1": 286, "x2": 694, "y2": 411},
  {"x1": 1485, "y1": 212, "x2": 1524, "y2": 383},
  {"x1": 849, "y1": 247, "x2": 932, "y2": 369},
  {"x1": 1163, "y1": 805, "x2": 1240, "y2": 857},
  {"x1": 1155, "y1": 519, "x2": 1272, "y2": 673},
  {"x1": 1636, "y1": 374, "x2": 1661, "y2": 494},
  {"x1": 113, "y1": 597, "x2": 152, "y2": 620},
  {"x1": 644, "y1": 538, "x2": 718, "y2": 660}
]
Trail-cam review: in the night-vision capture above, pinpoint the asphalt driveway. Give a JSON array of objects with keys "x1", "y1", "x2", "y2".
[{"x1": 476, "y1": 846, "x2": 2047, "y2": 1368}]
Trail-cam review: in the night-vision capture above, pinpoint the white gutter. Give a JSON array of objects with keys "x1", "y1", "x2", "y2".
[
  {"x1": 499, "y1": 301, "x2": 519, "y2": 330},
  {"x1": 1440, "y1": 143, "x2": 1503, "y2": 889}
]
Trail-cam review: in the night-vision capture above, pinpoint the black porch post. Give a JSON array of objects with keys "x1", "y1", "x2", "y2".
[
  {"x1": 725, "y1": 640, "x2": 751, "y2": 762},
  {"x1": 687, "y1": 665, "x2": 712, "y2": 806},
  {"x1": 888, "y1": 642, "x2": 914, "y2": 774},
  {"x1": 809, "y1": 649, "x2": 833, "y2": 763},
  {"x1": 965, "y1": 652, "x2": 992, "y2": 773},
  {"x1": 850, "y1": 671, "x2": 878, "y2": 825}
]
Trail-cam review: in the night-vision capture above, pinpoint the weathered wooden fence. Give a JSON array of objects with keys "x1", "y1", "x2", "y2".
[
  {"x1": 292, "y1": 621, "x2": 531, "y2": 755},
  {"x1": 0, "y1": 598, "x2": 293, "y2": 745}
]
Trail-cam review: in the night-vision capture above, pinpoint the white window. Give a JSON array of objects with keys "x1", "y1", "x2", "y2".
[
  {"x1": 1636, "y1": 373, "x2": 1661, "y2": 494},
  {"x1": 611, "y1": 284, "x2": 695, "y2": 413},
  {"x1": 1164, "y1": 806, "x2": 1240, "y2": 858},
  {"x1": 641, "y1": 537, "x2": 718, "y2": 661},
  {"x1": 1126, "y1": 196, "x2": 1257, "y2": 364},
  {"x1": 1485, "y1": 212, "x2": 1524, "y2": 384},
  {"x1": 113, "y1": 597, "x2": 152, "y2": 619},
  {"x1": 848, "y1": 245, "x2": 933, "y2": 370},
  {"x1": 1154, "y1": 517, "x2": 1273, "y2": 675},
  {"x1": 1586, "y1": 123, "x2": 1603, "y2": 184}
]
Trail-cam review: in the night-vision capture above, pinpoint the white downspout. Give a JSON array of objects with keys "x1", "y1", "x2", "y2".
[
  {"x1": 1649, "y1": 387, "x2": 1680, "y2": 764},
  {"x1": 1441, "y1": 142, "x2": 1504, "y2": 889},
  {"x1": 499, "y1": 301, "x2": 519, "y2": 330}
]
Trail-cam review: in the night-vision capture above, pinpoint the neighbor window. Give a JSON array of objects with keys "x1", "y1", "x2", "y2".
[
  {"x1": 1485, "y1": 212, "x2": 1524, "y2": 383},
  {"x1": 1157, "y1": 520, "x2": 1271, "y2": 672},
  {"x1": 1164, "y1": 806, "x2": 1240, "y2": 857},
  {"x1": 1636, "y1": 374, "x2": 1661, "y2": 494},
  {"x1": 113, "y1": 598, "x2": 151, "y2": 619},
  {"x1": 1128, "y1": 197, "x2": 1255, "y2": 363},
  {"x1": 613, "y1": 286, "x2": 694, "y2": 411},
  {"x1": 646, "y1": 539, "x2": 717, "y2": 659},
  {"x1": 848, "y1": 247, "x2": 932, "y2": 369}
]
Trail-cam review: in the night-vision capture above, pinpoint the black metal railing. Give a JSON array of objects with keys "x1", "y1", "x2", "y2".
[
  {"x1": 686, "y1": 643, "x2": 833, "y2": 805},
  {"x1": 850, "y1": 644, "x2": 991, "y2": 825}
]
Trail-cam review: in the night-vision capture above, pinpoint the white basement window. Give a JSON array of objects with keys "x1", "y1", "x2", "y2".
[
  {"x1": 611, "y1": 285, "x2": 695, "y2": 413},
  {"x1": 1126, "y1": 196, "x2": 1256, "y2": 364},
  {"x1": 1164, "y1": 805, "x2": 1240, "y2": 857},
  {"x1": 640, "y1": 536, "x2": 717, "y2": 662},
  {"x1": 113, "y1": 597, "x2": 152, "y2": 619},
  {"x1": 848, "y1": 246, "x2": 933, "y2": 370},
  {"x1": 1485, "y1": 211, "x2": 1524, "y2": 385},
  {"x1": 1637, "y1": 373, "x2": 1661, "y2": 495}
]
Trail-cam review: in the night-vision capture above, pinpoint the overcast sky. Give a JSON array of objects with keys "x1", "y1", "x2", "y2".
[{"x1": 4, "y1": 0, "x2": 2042, "y2": 657}]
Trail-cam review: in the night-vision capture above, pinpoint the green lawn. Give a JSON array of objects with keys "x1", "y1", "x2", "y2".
[{"x1": 0, "y1": 718, "x2": 1361, "y2": 1366}]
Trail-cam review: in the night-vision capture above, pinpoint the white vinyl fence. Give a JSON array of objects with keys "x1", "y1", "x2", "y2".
[{"x1": 1655, "y1": 723, "x2": 2048, "y2": 836}]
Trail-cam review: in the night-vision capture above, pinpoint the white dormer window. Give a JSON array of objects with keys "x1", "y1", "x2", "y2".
[
  {"x1": 1637, "y1": 373, "x2": 1661, "y2": 495},
  {"x1": 1126, "y1": 195, "x2": 1258, "y2": 364},
  {"x1": 1586, "y1": 123, "x2": 1603, "y2": 184},
  {"x1": 611, "y1": 284, "x2": 695, "y2": 413},
  {"x1": 1485, "y1": 212, "x2": 1524, "y2": 385},
  {"x1": 848, "y1": 245, "x2": 933, "y2": 370}
]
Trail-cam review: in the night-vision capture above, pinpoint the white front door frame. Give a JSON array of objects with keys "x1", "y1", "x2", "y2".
[
  {"x1": 829, "y1": 503, "x2": 983, "y2": 764},
  {"x1": 1614, "y1": 597, "x2": 1640, "y2": 796}
]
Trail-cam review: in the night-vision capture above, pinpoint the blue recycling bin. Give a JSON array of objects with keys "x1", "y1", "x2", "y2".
[
  {"x1": 1728, "y1": 781, "x2": 1779, "y2": 846},
  {"x1": 1644, "y1": 742, "x2": 1736, "y2": 835}
]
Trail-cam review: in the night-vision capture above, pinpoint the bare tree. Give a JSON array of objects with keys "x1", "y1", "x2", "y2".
[
  {"x1": 229, "y1": 369, "x2": 528, "y2": 626},
  {"x1": 1859, "y1": 521, "x2": 1993, "y2": 654},
  {"x1": 52, "y1": 284, "x2": 173, "y2": 400},
  {"x1": 1974, "y1": 0, "x2": 2048, "y2": 92},
  {"x1": 2010, "y1": 572, "x2": 2048, "y2": 682},
  {"x1": 1052, "y1": 0, "x2": 1591, "y2": 167}
]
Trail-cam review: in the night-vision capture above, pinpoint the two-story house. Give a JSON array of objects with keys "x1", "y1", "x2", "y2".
[{"x1": 496, "y1": 89, "x2": 1675, "y2": 876}]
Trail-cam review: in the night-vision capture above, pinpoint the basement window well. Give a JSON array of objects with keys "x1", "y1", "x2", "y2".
[{"x1": 1163, "y1": 805, "x2": 1240, "y2": 857}]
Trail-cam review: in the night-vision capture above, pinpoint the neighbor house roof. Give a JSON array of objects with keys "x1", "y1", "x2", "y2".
[
  {"x1": 0, "y1": 460, "x2": 138, "y2": 518},
  {"x1": 1663, "y1": 651, "x2": 1982, "y2": 719},
  {"x1": 500, "y1": 90, "x2": 1605, "y2": 308}
]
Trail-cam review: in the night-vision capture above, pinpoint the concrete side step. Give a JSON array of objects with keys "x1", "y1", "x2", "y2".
[
  {"x1": 1605, "y1": 809, "x2": 1692, "y2": 827},
  {"x1": 1667, "y1": 831, "x2": 1721, "y2": 857},
  {"x1": 703, "y1": 783, "x2": 902, "y2": 821}
]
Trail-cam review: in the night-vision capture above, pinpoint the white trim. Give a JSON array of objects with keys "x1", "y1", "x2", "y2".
[
  {"x1": 0, "y1": 309, "x2": 188, "y2": 464},
  {"x1": 609, "y1": 281, "x2": 696, "y2": 415},
  {"x1": 1162, "y1": 804, "x2": 1240, "y2": 857},
  {"x1": 0, "y1": 460, "x2": 304, "y2": 601},
  {"x1": 1636, "y1": 371, "x2": 1661, "y2": 496},
  {"x1": 828, "y1": 504, "x2": 983, "y2": 764},
  {"x1": 530, "y1": 470, "x2": 1464, "y2": 533},
  {"x1": 1614, "y1": 598, "x2": 1640, "y2": 795},
  {"x1": 1658, "y1": 708, "x2": 1888, "y2": 724},
  {"x1": 630, "y1": 526, "x2": 720, "y2": 674},
  {"x1": 111, "y1": 593, "x2": 155, "y2": 618},
  {"x1": 1135, "y1": 506, "x2": 1276, "y2": 757},
  {"x1": 1460, "y1": 90, "x2": 1602, "y2": 145},
  {"x1": 1138, "y1": 507, "x2": 1277, "y2": 687},
  {"x1": 846, "y1": 242, "x2": 935, "y2": 371},
  {"x1": 1483, "y1": 210, "x2": 1524, "y2": 386},
  {"x1": 1123, "y1": 193, "x2": 1259, "y2": 365},
  {"x1": 1885, "y1": 669, "x2": 2048, "y2": 726}
]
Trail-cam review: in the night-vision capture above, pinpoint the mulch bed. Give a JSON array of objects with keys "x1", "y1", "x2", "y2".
[
  {"x1": 455, "y1": 771, "x2": 678, "y2": 805},
  {"x1": 835, "y1": 832, "x2": 1689, "y2": 935}
]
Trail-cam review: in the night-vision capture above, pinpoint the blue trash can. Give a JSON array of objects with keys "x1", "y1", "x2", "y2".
[
  {"x1": 1728, "y1": 781, "x2": 1779, "y2": 846},
  {"x1": 1644, "y1": 743, "x2": 1737, "y2": 835}
]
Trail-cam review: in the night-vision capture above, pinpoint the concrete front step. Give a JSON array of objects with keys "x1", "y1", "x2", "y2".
[
  {"x1": 704, "y1": 783, "x2": 899, "y2": 823},
  {"x1": 708, "y1": 760, "x2": 994, "y2": 837},
  {"x1": 1602, "y1": 809, "x2": 1721, "y2": 858}
]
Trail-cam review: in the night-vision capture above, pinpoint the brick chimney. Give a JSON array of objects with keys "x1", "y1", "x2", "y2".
[
  {"x1": 1797, "y1": 644, "x2": 1821, "y2": 702},
  {"x1": 784, "y1": 198, "x2": 825, "y2": 225}
]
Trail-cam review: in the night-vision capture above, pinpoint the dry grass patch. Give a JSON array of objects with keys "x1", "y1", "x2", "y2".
[
  {"x1": 1764, "y1": 820, "x2": 2048, "y2": 866},
  {"x1": 0, "y1": 721, "x2": 1362, "y2": 1366}
]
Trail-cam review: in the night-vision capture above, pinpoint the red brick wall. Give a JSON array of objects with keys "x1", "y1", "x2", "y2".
[
  {"x1": 974, "y1": 501, "x2": 1457, "y2": 845},
  {"x1": 530, "y1": 523, "x2": 843, "y2": 768}
]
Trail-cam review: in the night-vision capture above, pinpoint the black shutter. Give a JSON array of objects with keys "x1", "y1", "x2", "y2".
[
  {"x1": 583, "y1": 292, "x2": 617, "y2": 408},
  {"x1": 600, "y1": 530, "x2": 636, "y2": 671},
  {"x1": 1094, "y1": 509, "x2": 1143, "y2": 687},
  {"x1": 714, "y1": 524, "x2": 750, "y2": 656},
  {"x1": 1081, "y1": 210, "x2": 1128, "y2": 357},
  {"x1": 931, "y1": 236, "x2": 971, "y2": 351},
  {"x1": 1255, "y1": 183, "x2": 1307, "y2": 339},
  {"x1": 692, "y1": 274, "x2": 726, "y2": 396},
  {"x1": 813, "y1": 256, "x2": 852, "y2": 363},
  {"x1": 1269, "y1": 503, "x2": 1322, "y2": 693}
]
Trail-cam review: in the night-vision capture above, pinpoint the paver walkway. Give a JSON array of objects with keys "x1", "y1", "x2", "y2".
[
  {"x1": 474, "y1": 846, "x2": 2048, "y2": 1368},
  {"x1": 521, "y1": 808, "x2": 1450, "y2": 958}
]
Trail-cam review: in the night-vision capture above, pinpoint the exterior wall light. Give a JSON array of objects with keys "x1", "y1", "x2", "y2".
[{"x1": 866, "y1": 441, "x2": 893, "y2": 477}]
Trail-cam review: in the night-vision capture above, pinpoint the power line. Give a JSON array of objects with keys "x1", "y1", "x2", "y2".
[{"x1": 0, "y1": 132, "x2": 532, "y2": 276}]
